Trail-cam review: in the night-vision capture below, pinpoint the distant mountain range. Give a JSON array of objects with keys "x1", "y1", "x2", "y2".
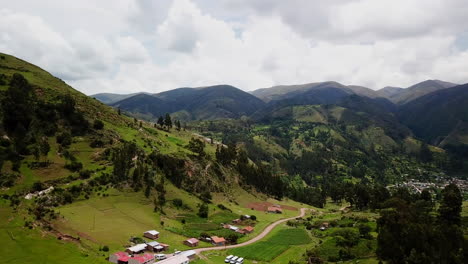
[
  {"x1": 105, "y1": 85, "x2": 265, "y2": 121},
  {"x1": 93, "y1": 79, "x2": 468, "y2": 147}
]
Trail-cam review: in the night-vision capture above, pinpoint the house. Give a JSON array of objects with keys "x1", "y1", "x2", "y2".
[
  {"x1": 232, "y1": 219, "x2": 241, "y2": 224},
  {"x1": 143, "y1": 230, "x2": 160, "y2": 240},
  {"x1": 183, "y1": 238, "x2": 199, "y2": 247},
  {"x1": 320, "y1": 222, "x2": 329, "y2": 231},
  {"x1": 126, "y1": 244, "x2": 147, "y2": 254},
  {"x1": 241, "y1": 226, "x2": 254, "y2": 234},
  {"x1": 109, "y1": 252, "x2": 130, "y2": 264},
  {"x1": 146, "y1": 241, "x2": 160, "y2": 252},
  {"x1": 211, "y1": 236, "x2": 226, "y2": 246},
  {"x1": 181, "y1": 250, "x2": 197, "y2": 260},
  {"x1": 159, "y1": 243, "x2": 170, "y2": 251},
  {"x1": 267, "y1": 207, "x2": 283, "y2": 214},
  {"x1": 223, "y1": 224, "x2": 239, "y2": 232},
  {"x1": 156, "y1": 254, "x2": 189, "y2": 264},
  {"x1": 128, "y1": 254, "x2": 155, "y2": 264}
]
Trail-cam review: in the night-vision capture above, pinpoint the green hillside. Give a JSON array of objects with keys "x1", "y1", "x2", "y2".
[{"x1": 0, "y1": 53, "x2": 294, "y2": 264}]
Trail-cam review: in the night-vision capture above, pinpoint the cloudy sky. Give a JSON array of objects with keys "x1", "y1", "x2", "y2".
[{"x1": 1, "y1": 0, "x2": 468, "y2": 94}]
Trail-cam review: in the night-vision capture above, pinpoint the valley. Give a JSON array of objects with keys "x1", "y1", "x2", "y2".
[{"x1": 1, "y1": 52, "x2": 466, "y2": 264}]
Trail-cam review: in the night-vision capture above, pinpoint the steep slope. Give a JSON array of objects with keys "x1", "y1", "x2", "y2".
[
  {"x1": 112, "y1": 85, "x2": 266, "y2": 121},
  {"x1": 91, "y1": 92, "x2": 142, "y2": 104},
  {"x1": 398, "y1": 83, "x2": 468, "y2": 146},
  {"x1": 0, "y1": 53, "x2": 292, "y2": 264},
  {"x1": 250, "y1": 81, "x2": 379, "y2": 102},
  {"x1": 390, "y1": 80, "x2": 457, "y2": 104}
]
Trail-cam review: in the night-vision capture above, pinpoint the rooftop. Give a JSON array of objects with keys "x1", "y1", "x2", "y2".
[
  {"x1": 182, "y1": 250, "x2": 196, "y2": 257},
  {"x1": 156, "y1": 254, "x2": 190, "y2": 264},
  {"x1": 147, "y1": 241, "x2": 160, "y2": 247},
  {"x1": 145, "y1": 230, "x2": 160, "y2": 235},
  {"x1": 131, "y1": 253, "x2": 154, "y2": 263},
  {"x1": 127, "y1": 243, "x2": 147, "y2": 252},
  {"x1": 185, "y1": 238, "x2": 199, "y2": 244},
  {"x1": 211, "y1": 236, "x2": 226, "y2": 243}
]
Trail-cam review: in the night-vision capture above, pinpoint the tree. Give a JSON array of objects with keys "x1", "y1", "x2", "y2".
[
  {"x1": 198, "y1": 203, "x2": 208, "y2": 218},
  {"x1": 226, "y1": 233, "x2": 239, "y2": 244},
  {"x1": 435, "y1": 184, "x2": 464, "y2": 263},
  {"x1": 157, "y1": 116, "x2": 164, "y2": 127},
  {"x1": 334, "y1": 228, "x2": 359, "y2": 258},
  {"x1": 305, "y1": 249, "x2": 324, "y2": 264},
  {"x1": 164, "y1": 113, "x2": 172, "y2": 128},
  {"x1": 187, "y1": 138, "x2": 206, "y2": 158},
  {"x1": 438, "y1": 183, "x2": 462, "y2": 226},
  {"x1": 56, "y1": 131, "x2": 72, "y2": 147},
  {"x1": 175, "y1": 120, "x2": 181, "y2": 131},
  {"x1": 102, "y1": 245, "x2": 109, "y2": 252},
  {"x1": 118, "y1": 108, "x2": 121, "y2": 115},
  {"x1": 39, "y1": 137, "x2": 50, "y2": 161}
]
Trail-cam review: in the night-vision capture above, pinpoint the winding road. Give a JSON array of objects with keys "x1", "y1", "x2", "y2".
[{"x1": 194, "y1": 208, "x2": 308, "y2": 254}]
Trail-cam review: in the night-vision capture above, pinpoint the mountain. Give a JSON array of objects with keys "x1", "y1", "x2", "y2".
[
  {"x1": 376, "y1": 86, "x2": 404, "y2": 98},
  {"x1": 111, "y1": 93, "x2": 178, "y2": 120},
  {"x1": 112, "y1": 85, "x2": 266, "y2": 121},
  {"x1": 250, "y1": 81, "x2": 380, "y2": 103},
  {"x1": 398, "y1": 83, "x2": 468, "y2": 147},
  {"x1": 389, "y1": 80, "x2": 457, "y2": 104},
  {"x1": 91, "y1": 92, "x2": 142, "y2": 104}
]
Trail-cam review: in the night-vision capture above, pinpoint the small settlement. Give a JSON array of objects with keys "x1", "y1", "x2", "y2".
[
  {"x1": 109, "y1": 230, "x2": 197, "y2": 264},
  {"x1": 109, "y1": 213, "x2": 259, "y2": 264},
  {"x1": 221, "y1": 214, "x2": 256, "y2": 235}
]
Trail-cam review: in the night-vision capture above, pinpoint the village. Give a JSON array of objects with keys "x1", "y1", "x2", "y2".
[
  {"x1": 388, "y1": 177, "x2": 468, "y2": 194},
  {"x1": 106, "y1": 209, "x2": 278, "y2": 264}
]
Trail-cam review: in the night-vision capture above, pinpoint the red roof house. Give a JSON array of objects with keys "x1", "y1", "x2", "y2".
[
  {"x1": 109, "y1": 252, "x2": 130, "y2": 264},
  {"x1": 211, "y1": 236, "x2": 226, "y2": 246},
  {"x1": 128, "y1": 253, "x2": 155, "y2": 264},
  {"x1": 242, "y1": 226, "x2": 254, "y2": 234}
]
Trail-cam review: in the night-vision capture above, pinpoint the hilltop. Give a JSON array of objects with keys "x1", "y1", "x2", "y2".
[{"x1": 109, "y1": 85, "x2": 266, "y2": 121}]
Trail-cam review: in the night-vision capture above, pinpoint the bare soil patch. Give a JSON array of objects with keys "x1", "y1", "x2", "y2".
[{"x1": 246, "y1": 201, "x2": 297, "y2": 211}]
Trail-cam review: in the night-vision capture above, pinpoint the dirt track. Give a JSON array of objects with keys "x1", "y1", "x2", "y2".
[{"x1": 194, "y1": 208, "x2": 307, "y2": 254}]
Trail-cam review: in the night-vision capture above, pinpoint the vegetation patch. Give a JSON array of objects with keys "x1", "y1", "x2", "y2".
[{"x1": 229, "y1": 242, "x2": 290, "y2": 261}]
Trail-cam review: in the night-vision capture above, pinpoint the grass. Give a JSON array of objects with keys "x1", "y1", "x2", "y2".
[
  {"x1": 267, "y1": 228, "x2": 312, "y2": 245},
  {"x1": 228, "y1": 228, "x2": 311, "y2": 261},
  {"x1": 0, "y1": 200, "x2": 107, "y2": 264},
  {"x1": 229, "y1": 242, "x2": 290, "y2": 261}
]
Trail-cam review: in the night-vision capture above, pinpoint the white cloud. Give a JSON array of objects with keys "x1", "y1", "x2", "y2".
[{"x1": 1, "y1": 0, "x2": 468, "y2": 95}]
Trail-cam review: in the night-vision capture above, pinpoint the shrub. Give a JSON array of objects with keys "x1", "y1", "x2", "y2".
[
  {"x1": 65, "y1": 161, "x2": 83, "y2": 172},
  {"x1": 79, "y1": 170, "x2": 92, "y2": 179},
  {"x1": 90, "y1": 139, "x2": 104, "y2": 148},
  {"x1": 93, "y1": 120, "x2": 104, "y2": 130},
  {"x1": 102, "y1": 245, "x2": 109, "y2": 252},
  {"x1": 217, "y1": 204, "x2": 232, "y2": 212},
  {"x1": 172, "y1": 198, "x2": 183, "y2": 208}
]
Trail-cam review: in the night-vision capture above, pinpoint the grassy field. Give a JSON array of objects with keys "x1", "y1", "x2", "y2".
[
  {"x1": 0, "y1": 200, "x2": 108, "y2": 264},
  {"x1": 227, "y1": 228, "x2": 311, "y2": 261}
]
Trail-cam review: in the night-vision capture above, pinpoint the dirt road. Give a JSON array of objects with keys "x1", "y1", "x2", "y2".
[{"x1": 194, "y1": 208, "x2": 308, "y2": 254}]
